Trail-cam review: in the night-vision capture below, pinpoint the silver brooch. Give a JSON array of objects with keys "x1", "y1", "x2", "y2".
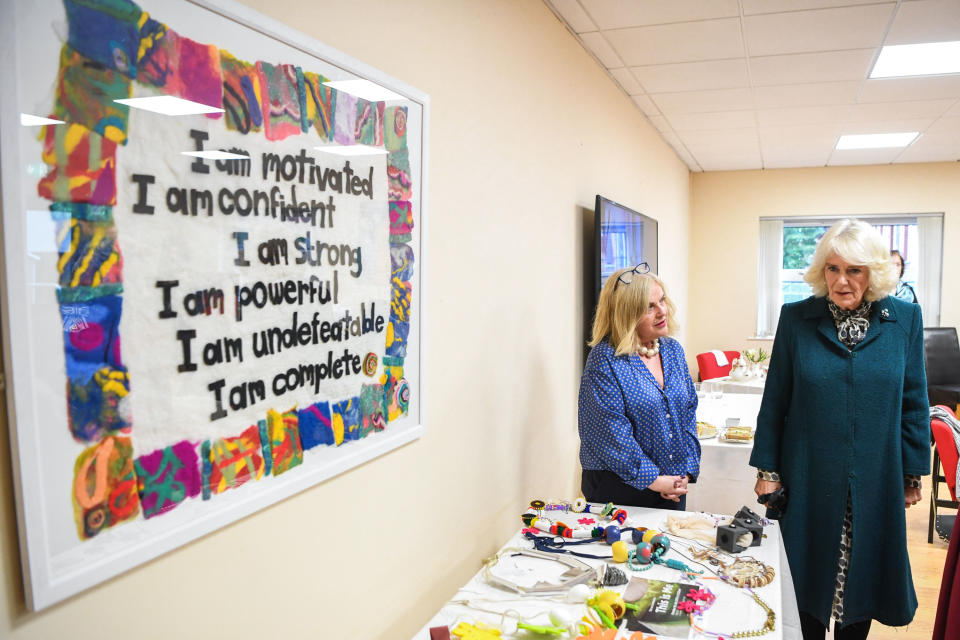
[{"x1": 880, "y1": 309, "x2": 890, "y2": 319}]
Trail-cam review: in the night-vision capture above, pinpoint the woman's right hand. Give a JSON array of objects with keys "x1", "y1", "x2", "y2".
[
  {"x1": 754, "y1": 478, "x2": 782, "y2": 497},
  {"x1": 649, "y1": 475, "x2": 686, "y2": 501}
]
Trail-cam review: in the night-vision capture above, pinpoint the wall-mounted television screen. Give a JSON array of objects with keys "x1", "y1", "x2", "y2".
[{"x1": 595, "y1": 195, "x2": 658, "y2": 299}]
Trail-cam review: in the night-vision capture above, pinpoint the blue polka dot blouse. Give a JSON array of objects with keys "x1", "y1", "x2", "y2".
[{"x1": 578, "y1": 336, "x2": 701, "y2": 490}]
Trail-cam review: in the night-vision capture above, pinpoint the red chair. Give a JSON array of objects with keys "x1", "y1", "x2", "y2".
[
  {"x1": 696, "y1": 350, "x2": 741, "y2": 381},
  {"x1": 930, "y1": 405, "x2": 959, "y2": 543}
]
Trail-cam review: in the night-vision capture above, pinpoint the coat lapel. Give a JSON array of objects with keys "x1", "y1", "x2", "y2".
[
  {"x1": 805, "y1": 297, "x2": 848, "y2": 353},
  {"x1": 804, "y1": 295, "x2": 898, "y2": 352},
  {"x1": 852, "y1": 297, "x2": 897, "y2": 351}
]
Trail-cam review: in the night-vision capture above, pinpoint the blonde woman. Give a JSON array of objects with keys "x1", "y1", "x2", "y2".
[
  {"x1": 750, "y1": 219, "x2": 929, "y2": 640},
  {"x1": 578, "y1": 263, "x2": 699, "y2": 509}
]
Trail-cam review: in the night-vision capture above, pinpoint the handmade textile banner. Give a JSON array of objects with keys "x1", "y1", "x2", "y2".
[{"x1": 2, "y1": 0, "x2": 425, "y2": 609}]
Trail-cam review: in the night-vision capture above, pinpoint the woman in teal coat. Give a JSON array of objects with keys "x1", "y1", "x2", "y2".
[{"x1": 749, "y1": 219, "x2": 929, "y2": 640}]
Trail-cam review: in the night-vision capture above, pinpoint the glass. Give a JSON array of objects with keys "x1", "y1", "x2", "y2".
[
  {"x1": 707, "y1": 380, "x2": 724, "y2": 400},
  {"x1": 616, "y1": 262, "x2": 651, "y2": 287}
]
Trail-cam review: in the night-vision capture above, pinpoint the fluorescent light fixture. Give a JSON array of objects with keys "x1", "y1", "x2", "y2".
[
  {"x1": 21, "y1": 113, "x2": 65, "y2": 126},
  {"x1": 114, "y1": 95, "x2": 224, "y2": 116},
  {"x1": 181, "y1": 150, "x2": 250, "y2": 160},
  {"x1": 322, "y1": 79, "x2": 405, "y2": 102},
  {"x1": 870, "y1": 41, "x2": 960, "y2": 78},
  {"x1": 835, "y1": 132, "x2": 919, "y2": 150},
  {"x1": 315, "y1": 144, "x2": 388, "y2": 156}
]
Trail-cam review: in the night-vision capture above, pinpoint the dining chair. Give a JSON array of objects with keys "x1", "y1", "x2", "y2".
[
  {"x1": 930, "y1": 406, "x2": 959, "y2": 543},
  {"x1": 696, "y1": 350, "x2": 741, "y2": 381},
  {"x1": 924, "y1": 327, "x2": 960, "y2": 410}
]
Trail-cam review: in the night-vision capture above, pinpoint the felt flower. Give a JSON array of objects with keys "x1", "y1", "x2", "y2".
[
  {"x1": 677, "y1": 600, "x2": 702, "y2": 614},
  {"x1": 686, "y1": 588, "x2": 713, "y2": 602},
  {"x1": 578, "y1": 517, "x2": 596, "y2": 525},
  {"x1": 522, "y1": 527, "x2": 539, "y2": 535}
]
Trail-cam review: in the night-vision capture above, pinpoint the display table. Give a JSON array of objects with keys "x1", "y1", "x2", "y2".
[
  {"x1": 688, "y1": 393, "x2": 763, "y2": 516},
  {"x1": 713, "y1": 375, "x2": 766, "y2": 395},
  {"x1": 414, "y1": 505, "x2": 800, "y2": 639}
]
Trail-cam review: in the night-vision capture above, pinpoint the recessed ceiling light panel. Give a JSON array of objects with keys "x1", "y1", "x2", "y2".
[
  {"x1": 870, "y1": 41, "x2": 960, "y2": 78},
  {"x1": 835, "y1": 132, "x2": 919, "y2": 150},
  {"x1": 114, "y1": 95, "x2": 224, "y2": 116},
  {"x1": 322, "y1": 79, "x2": 405, "y2": 102}
]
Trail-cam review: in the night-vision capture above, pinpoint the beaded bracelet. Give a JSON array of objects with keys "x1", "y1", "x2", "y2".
[{"x1": 689, "y1": 584, "x2": 776, "y2": 638}]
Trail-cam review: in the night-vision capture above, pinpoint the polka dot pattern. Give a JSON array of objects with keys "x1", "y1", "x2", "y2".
[{"x1": 578, "y1": 337, "x2": 700, "y2": 491}]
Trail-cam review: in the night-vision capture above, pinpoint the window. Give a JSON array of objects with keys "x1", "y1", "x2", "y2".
[{"x1": 757, "y1": 215, "x2": 942, "y2": 337}]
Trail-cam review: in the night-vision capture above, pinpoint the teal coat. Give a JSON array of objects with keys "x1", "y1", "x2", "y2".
[{"x1": 749, "y1": 295, "x2": 930, "y2": 628}]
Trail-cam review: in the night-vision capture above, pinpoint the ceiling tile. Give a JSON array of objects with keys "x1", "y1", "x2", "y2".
[
  {"x1": 631, "y1": 94, "x2": 661, "y2": 116},
  {"x1": 652, "y1": 87, "x2": 754, "y2": 114},
  {"x1": 545, "y1": 0, "x2": 597, "y2": 32},
  {"x1": 604, "y1": 18, "x2": 744, "y2": 66},
  {"x1": 580, "y1": 31, "x2": 624, "y2": 67},
  {"x1": 846, "y1": 99, "x2": 955, "y2": 121},
  {"x1": 696, "y1": 151, "x2": 765, "y2": 171},
  {"x1": 658, "y1": 132, "x2": 704, "y2": 171},
  {"x1": 759, "y1": 125, "x2": 839, "y2": 168},
  {"x1": 667, "y1": 110, "x2": 757, "y2": 131},
  {"x1": 827, "y1": 147, "x2": 904, "y2": 166},
  {"x1": 756, "y1": 105, "x2": 853, "y2": 127},
  {"x1": 609, "y1": 67, "x2": 643, "y2": 94},
  {"x1": 762, "y1": 147, "x2": 833, "y2": 169},
  {"x1": 630, "y1": 58, "x2": 749, "y2": 93},
  {"x1": 884, "y1": 0, "x2": 960, "y2": 45},
  {"x1": 839, "y1": 118, "x2": 936, "y2": 134},
  {"x1": 895, "y1": 146, "x2": 960, "y2": 163},
  {"x1": 750, "y1": 49, "x2": 875, "y2": 86},
  {"x1": 859, "y1": 76, "x2": 960, "y2": 104},
  {"x1": 753, "y1": 81, "x2": 860, "y2": 109},
  {"x1": 647, "y1": 114, "x2": 672, "y2": 133},
  {"x1": 579, "y1": 0, "x2": 739, "y2": 30},
  {"x1": 742, "y1": 0, "x2": 892, "y2": 16},
  {"x1": 759, "y1": 124, "x2": 842, "y2": 147},
  {"x1": 920, "y1": 114, "x2": 960, "y2": 140},
  {"x1": 679, "y1": 127, "x2": 761, "y2": 155},
  {"x1": 744, "y1": 5, "x2": 895, "y2": 56},
  {"x1": 895, "y1": 119, "x2": 960, "y2": 161}
]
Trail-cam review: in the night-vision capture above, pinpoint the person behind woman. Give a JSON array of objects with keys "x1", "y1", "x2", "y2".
[
  {"x1": 750, "y1": 219, "x2": 929, "y2": 640},
  {"x1": 578, "y1": 263, "x2": 699, "y2": 509},
  {"x1": 890, "y1": 249, "x2": 918, "y2": 303}
]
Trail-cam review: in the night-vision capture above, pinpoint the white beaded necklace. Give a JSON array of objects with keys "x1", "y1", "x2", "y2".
[{"x1": 638, "y1": 339, "x2": 660, "y2": 357}]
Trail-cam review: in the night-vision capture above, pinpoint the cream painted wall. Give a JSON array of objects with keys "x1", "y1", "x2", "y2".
[
  {"x1": 0, "y1": 1, "x2": 691, "y2": 638},
  {"x1": 687, "y1": 162, "x2": 960, "y2": 376}
]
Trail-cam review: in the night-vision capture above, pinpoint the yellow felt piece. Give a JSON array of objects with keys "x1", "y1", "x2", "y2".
[{"x1": 450, "y1": 621, "x2": 501, "y2": 640}]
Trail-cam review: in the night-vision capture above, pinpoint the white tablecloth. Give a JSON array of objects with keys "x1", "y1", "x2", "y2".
[
  {"x1": 414, "y1": 505, "x2": 800, "y2": 640},
  {"x1": 713, "y1": 375, "x2": 766, "y2": 395},
  {"x1": 688, "y1": 393, "x2": 764, "y2": 517}
]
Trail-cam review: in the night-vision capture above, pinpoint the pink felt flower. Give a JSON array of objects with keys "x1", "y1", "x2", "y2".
[
  {"x1": 686, "y1": 588, "x2": 713, "y2": 602},
  {"x1": 677, "y1": 600, "x2": 702, "y2": 614},
  {"x1": 522, "y1": 527, "x2": 539, "y2": 535},
  {"x1": 578, "y1": 517, "x2": 596, "y2": 525}
]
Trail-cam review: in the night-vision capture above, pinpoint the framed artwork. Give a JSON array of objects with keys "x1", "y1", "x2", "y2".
[{"x1": 0, "y1": 0, "x2": 427, "y2": 610}]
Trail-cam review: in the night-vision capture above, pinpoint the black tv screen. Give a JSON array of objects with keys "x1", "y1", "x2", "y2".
[{"x1": 595, "y1": 195, "x2": 658, "y2": 298}]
